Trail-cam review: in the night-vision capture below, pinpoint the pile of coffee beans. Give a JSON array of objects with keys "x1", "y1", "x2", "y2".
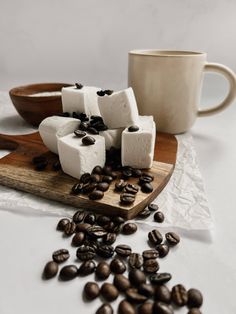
[{"x1": 42, "y1": 204, "x2": 204, "y2": 313}]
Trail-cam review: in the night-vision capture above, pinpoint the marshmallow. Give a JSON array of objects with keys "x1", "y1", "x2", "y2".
[
  {"x1": 121, "y1": 116, "x2": 156, "y2": 169},
  {"x1": 62, "y1": 86, "x2": 101, "y2": 116},
  {"x1": 100, "y1": 128, "x2": 124, "y2": 150},
  {"x1": 98, "y1": 87, "x2": 139, "y2": 129},
  {"x1": 39, "y1": 116, "x2": 80, "y2": 154},
  {"x1": 58, "y1": 134, "x2": 105, "y2": 179}
]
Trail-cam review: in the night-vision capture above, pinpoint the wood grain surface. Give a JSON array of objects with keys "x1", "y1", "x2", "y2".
[{"x1": 0, "y1": 132, "x2": 177, "y2": 219}]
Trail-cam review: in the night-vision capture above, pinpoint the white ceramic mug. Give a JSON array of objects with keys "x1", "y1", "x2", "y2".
[{"x1": 128, "y1": 50, "x2": 236, "y2": 134}]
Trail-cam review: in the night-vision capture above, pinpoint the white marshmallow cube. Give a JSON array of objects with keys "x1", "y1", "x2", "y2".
[
  {"x1": 98, "y1": 87, "x2": 139, "y2": 129},
  {"x1": 62, "y1": 86, "x2": 101, "y2": 116},
  {"x1": 58, "y1": 134, "x2": 105, "y2": 179},
  {"x1": 100, "y1": 128, "x2": 124, "y2": 150},
  {"x1": 39, "y1": 116, "x2": 80, "y2": 154},
  {"x1": 121, "y1": 116, "x2": 156, "y2": 169}
]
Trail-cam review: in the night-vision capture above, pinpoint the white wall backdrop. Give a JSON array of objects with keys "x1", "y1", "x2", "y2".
[{"x1": 0, "y1": 0, "x2": 236, "y2": 98}]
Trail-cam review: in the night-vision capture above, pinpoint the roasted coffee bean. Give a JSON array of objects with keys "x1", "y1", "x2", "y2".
[
  {"x1": 96, "y1": 303, "x2": 113, "y2": 314},
  {"x1": 138, "y1": 283, "x2": 155, "y2": 298},
  {"x1": 97, "y1": 182, "x2": 109, "y2": 191},
  {"x1": 100, "y1": 283, "x2": 119, "y2": 302},
  {"x1": 150, "y1": 273, "x2": 172, "y2": 285},
  {"x1": 59, "y1": 265, "x2": 78, "y2": 281},
  {"x1": 64, "y1": 221, "x2": 76, "y2": 236},
  {"x1": 75, "y1": 83, "x2": 83, "y2": 89},
  {"x1": 87, "y1": 225, "x2": 107, "y2": 238},
  {"x1": 90, "y1": 174, "x2": 101, "y2": 183},
  {"x1": 141, "y1": 183, "x2": 153, "y2": 193},
  {"x1": 84, "y1": 213, "x2": 96, "y2": 225},
  {"x1": 142, "y1": 173, "x2": 154, "y2": 180},
  {"x1": 128, "y1": 125, "x2": 139, "y2": 132},
  {"x1": 74, "y1": 130, "x2": 86, "y2": 138},
  {"x1": 97, "y1": 244, "x2": 114, "y2": 258},
  {"x1": 138, "y1": 302, "x2": 153, "y2": 314},
  {"x1": 132, "y1": 168, "x2": 142, "y2": 177},
  {"x1": 129, "y1": 269, "x2": 146, "y2": 286},
  {"x1": 110, "y1": 171, "x2": 118, "y2": 179},
  {"x1": 35, "y1": 160, "x2": 48, "y2": 171},
  {"x1": 103, "y1": 165, "x2": 113, "y2": 175},
  {"x1": 82, "y1": 136, "x2": 96, "y2": 145},
  {"x1": 165, "y1": 232, "x2": 180, "y2": 245},
  {"x1": 52, "y1": 249, "x2": 70, "y2": 263},
  {"x1": 76, "y1": 223, "x2": 91, "y2": 232},
  {"x1": 118, "y1": 300, "x2": 135, "y2": 314},
  {"x1": 78, "y1": 113, "x2": 89, "y2": 121},
  {"x1": 187, "y1": 288, "x2": 203, "y2": 308},
  {"x1": 76, "y1": 245, "x2": 96, "y2": 261},
  {"x1": 113, "y1": 224, "x2": 123, "y2": 234},
  {"x1": 84, "y1": 240, "x2": 98, "y2": 251},
  {"x1": 78, "y1": 260, "x2": 96, "y2": 276},
  {"x1": 148, "y1": 229, "x2": 163, "y2": 245},
  {"x1": 87, "y1": 127, "x2": 99, "y2": 135},
  {"x1": 122, "y1": 222, "x2": 137, "y2": 235},
  {"x1": 148, "y1": 203, "x2": 159, "y2": 211},
  {"x1": 92, "y1": 165, "x2": 103, "y2": 175},
  {"x1": 57, "y1": 218, "x2": 70, "y2": 231},
  {"x1": 139, "y1": 175, "x2": 153, "y2": 185},
  {"x1": 154, "y1": 211, "x2": 165, "y2": 223},
  {"x1": 104, "y1": 89, "x2": 113, "y2": 95},
  {"x1": 156, "y1": 244, "x2": 169, "y2": 258},
  {"x1": 95, "y1": 261, "x2": 111, "y2": 280},
  {"x1": 102, "y1": 175, "x2": 113, "y2": 184},
  {"x1": 171, "y1": 284, "x2": 188, "y2": 306},
  {"x1": 73, "y1": 210, "x2": 85, "y2": 223},
  {"x1": 110, "y1": 258, "x2": 126, "y2": 274},
  {"x1": 126, "y1": 288, "x2": 148, "y2": 303},
  {"x1": 89, "y1": 190, "x2": 104, "y2": 200},
  {"x1": 83, "y1": 182, "x2": 97, "y2": 193},
  {"x1": 113, "y1": 274, "x2": 131, "y2": 292},
  {"x1": 112, "y1": 216, "x2": 125, "y2": 225},
  {"x1": 122, "y1": 169, "x2": 133, "y2": 179},
  {"x1": 115, "y1": 244, "x2": 132, "y2": 257},
  {"x1": 155, "y1": 285, "x2": 171, "y2": 303},
  {"x1": 91, "y1": 115, "x2": 104, "y2": 122},
  {"x1": 125, "y1": 184, "x2": 139, "y2": 194},
  {"x1": 143, "y1": 259, "x2": 159, "y2": 274},
  {"x1": 142, "y1": 249, "x2": 159, "y2": 260},
  {"x1": 129, "y1": 253, "x2": 143, "y2": 269},
  {"x1": 153, "y1": 302, "x2": 174, "y2": 314},
  {"x1": 71, "y1": 232, "x2": 85, "y2": 246},
  {"x1": 32, "y1": 155, "x2": 47, "y2": 164},
  {"x1": 138, "y1": 208, "x2": 151, "y2": 218},
  {"x1": 103, "y1": 221, "x2": 115, "y2": 232},
  {"x1": 84, "y1": 282, "x2": 100, "y2": 300},
  {"x1": 43, "y1": 261, "x2": 58, "y2": 279},
  {"x1": 95, "y1": 123, "x2": 108, "y2": 131},
  {"x1": 97, "y1": 90, "x2": 106, "y2": 96},
  {"x1": 71, "y1": 182, "x2": 83, "y2": 195},
  {"x1": 52, "y1": 160, "x2": 61, "y2": 171},
  {"x1": 115, "y1": 179, "x2": 127, "y2": 191},
  {"x1": 79, "y1": 121, "x2": 89, "y2": 131},
  {"x1": 188, "y1": 309, "x2": 202, "y2": 314},
  {"x1": 97, "y1": 215, "x2": 111, "y2": 226},
  {"x1": 80, "y1": 173, "x2": 91, "y2": 184},
  {"x1": 103, "y1": 233, "x2": 117, "y2": 245}
]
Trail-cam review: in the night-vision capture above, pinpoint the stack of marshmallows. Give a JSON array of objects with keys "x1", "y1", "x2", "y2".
[{"x1": 39, "y1": 85, "x2": 156, "y2": 180}]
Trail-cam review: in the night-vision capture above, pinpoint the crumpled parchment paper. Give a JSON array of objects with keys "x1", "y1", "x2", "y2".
[{"x1": 0, "y1": 92, "x2": 213, "y2": 230}]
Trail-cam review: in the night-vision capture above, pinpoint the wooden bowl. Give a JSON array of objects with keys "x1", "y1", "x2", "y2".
[{"x1": 9, "y1": 83, "x2": 72, "y2": 127}]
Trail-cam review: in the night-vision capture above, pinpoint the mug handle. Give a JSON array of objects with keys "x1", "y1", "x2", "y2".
[{"x1": 198, "y1": 63, "x2": 236, "y2": 117}]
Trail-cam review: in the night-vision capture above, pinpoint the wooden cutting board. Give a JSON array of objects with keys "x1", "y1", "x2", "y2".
[{"x1": 0, "y1": 132, "x2": 177, "y2": 219}]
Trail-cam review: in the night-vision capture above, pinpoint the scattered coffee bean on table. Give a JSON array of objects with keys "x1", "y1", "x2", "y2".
[
  {"x1": 165, "y1": 232, "x2": 180, "y2": 245},
  {"x1": 103, "y1": 232, "x2": 117, "y2": 245},
  {"x1": 82, "y1": 136, "x2": 96, "y2": 145},
  {"x1": 92, "y1": 165, "x2": 103, "y2": 175},
  {"x1": 150, "y1": 272, "x2": 172, "y2": 285},
  {"x1": 142, "y1": 249, "x2": 159, "y2": 260},
  {"x1": 118, "y1": 300, "x2": 135, "y2": 314},
  {"x1": 110, "y1": 258, "x2": 126, "y2": 274},
  {"x1": 96, "y1": 244, "x2": 114, "y2": 259},
  {"x1": 57, "y1": 218, "x2": 70, "y2": 231},
  {"x1": 59, "y1": 265, "x2": 78, "y2": 281},
  {"x1": 71, "y1": 182, "x2": 83, "y2": 195},
  {"x1": 78, "y1": 260, "x2": 96, "y2": 276},
  {"x1": 96, "y1": 303, "x2": 113, "y2": 314},
  {"x1": 154, "y1": 211, "x2": 165, "y2": 223},
  {"x1": 113, "y1": 274, "x2": 131, "y2": 292},
  {"x1": 132, "y1": 168, "x2": 142, "y2": 177},
  {"x1": 84, "y1": 213, "x2": 96, "y2": 225},
  {"x1": 153, "y1": 301, "x2": 174, "y2": 314},
  {"x1": 95, "y1": 261, "x2": 111, "y2": 280},
  {"x1": 126, "y1": 288, "x2": 148, "y2": 303},
  {"x1": 122, "y1": 222, "x2": 137, "y2": 235},
  {"x1": 148, "y1": 229, "x2": 163, "y2": 245},
  {"x1": 187, "y1": 288, "x2": 203, "y2": 308},
  {"x1": 141, "y1": 182, "x2": 153, "y2": 193},
  {"x1": 76, "y1": 223, "x2": 91, "y2": 232},
  {"x1": 128, "y1": 125, "x2": 139, "y2": 132},
  {"x1": 120, "y1": 193, "x2": 135, "y2": 204},
  {"x1": 89, "y1": 190, "x2": 104, "y2": 200},
  {"x1": 171, "y1": 284, "x2": 188, "y2": 306},
  {"x1": 155, "y1": 285, "x2": 171, "y2": 303},
  {"x1": 115, "y1": 244, "x2": 132, "y2": 257},
  {"x1": 64, "y1": 221, "x2": 76, "y2": 236},
  {"x1": 100, "y1": 282, "x2": 119, "y2": 302},
  {"x1": 148, "y1": 203, "x2": 159, "y2": 211},
  {"x1": 43, "y1": 261, "x2": 58, "y2": 279},
  {"x1": 143, "y1": 258, "x2": 159, "y2": 274},
  {"x1": 87, "y1": 225, "x2": 107, "y2": 238},
  {"x1": 80, "y1": 173, "x2": 91, "y2": 183},
  {"x1": 124, "y1": 184, "x2": 139, "y2": 194},
  {"x1": 115, "y1": 179, "x2": 127, "y2": 191},
  {"x1": 35, "y1": 160, "x2": 48, "y2": 171},
  {"x1": 129, "y1": 253, "x2": 143, "y2": 269},
  {"x1": 75, "y1": 83, "x2": 83, "y2": 89},
  {"x1": 73, "y1": 210, "x2": 85, "y2": 223},
  {"x1": 156, "y1": 244, "x2": 169, "y2": 258},
  {"x1": 97, "y1": 182, "x2": 110, "y2": 192},
  {"x1": 129, "y1": 269, "x2": 146, "y2": 286},
  {"x1": 97, "y1": 215, "x2": 111, "y2": 226},
  {"x1": 83, "y1": 282, "x2": 100, "y2": 300},
  {"x1": 138, "y1": 283, "x2": 155, "y2": 298},
  {"x1": 52, "y1": 249, "x2": 70, "y2": 263},
  {"x1": 76, "y1": 245, "x2": 96, "y2": 261},
  {"x1": 71, "y1": 232, "x2": 85, "y2": 246},
  {"x1": 137, "y1": 302, "x2": 153, "y2": 314},
  {"x1": 74, "y1": 130, "x2": 86, "y2": 138},
  {"x1": 138, "y1": 208, "x2": 151, "y2": 219}
]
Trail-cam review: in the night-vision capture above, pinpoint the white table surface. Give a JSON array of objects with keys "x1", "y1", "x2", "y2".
[{"x1": 0, "y1": 94, "x2": 235, "y2": 314}]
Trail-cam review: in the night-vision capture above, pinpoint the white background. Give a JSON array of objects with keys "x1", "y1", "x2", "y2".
[{"x1": 0, "y1": 1, "x2": 236, "y2": 313}]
